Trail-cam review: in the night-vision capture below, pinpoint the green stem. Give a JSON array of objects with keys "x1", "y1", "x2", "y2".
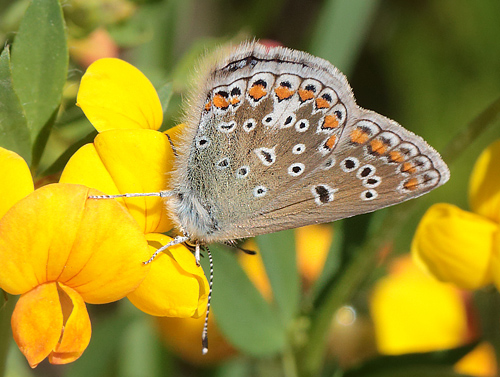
[
  {"x1": 282, "y1": 343, "x2": 299, "y2": 377},
  {"x1": 441, "y1": 95, "x2": 500, "y2": 164},
  {"x1": 0, "y1": 291, "x2": 15, "y2": 377},
  {"x1": 299, "y1": 94, "x2": 500, "y2": 377}
]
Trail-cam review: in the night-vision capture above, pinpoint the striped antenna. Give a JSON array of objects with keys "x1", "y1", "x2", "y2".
[
  {"x1": 88, "y1": 191, "x2": 175, "y2": 200},
  {"x1": 201, "y1": 245, "x2": 214, "y2": 355}
]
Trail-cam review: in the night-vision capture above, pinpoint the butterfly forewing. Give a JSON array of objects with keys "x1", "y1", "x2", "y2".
[{"x1": 171, "y1": 42, "x2": 449, "y2": 243}]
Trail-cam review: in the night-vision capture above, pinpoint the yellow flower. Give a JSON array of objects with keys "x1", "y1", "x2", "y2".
[
  {"x1": 412, "y1": 139, "x2": 500, "y2": 290},
  {"x1": 0, "y1": 147, "x2": 150, "y2": 367},
  {"x1": 370, "y1": 256, "x2": 470, "y2": 355},
  {"x1": 61, "y1": 57, "x2": 208, "y2": 318},
  {"x1": 370, "y1": 255, "x2": 497, "y2": 376},
  {"x1": 0, "y1": 147, "x2": 34, "y2": 218}
]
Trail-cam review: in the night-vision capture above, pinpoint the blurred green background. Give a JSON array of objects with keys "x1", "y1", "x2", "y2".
[{"x1": 1, "y1": 0, "x2": 500, "y2": 376}]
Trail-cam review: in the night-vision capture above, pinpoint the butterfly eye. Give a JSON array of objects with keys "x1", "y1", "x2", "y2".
[
  {"x1": 288, "y1": 163, "x2": 305, "y2": 177},
  {"x1": 195, "y1": 135, "x2": 211, "y2": 149},
  {"x1": 216, "y1": 157, "x2": 230, "y2": 169},
  {"x1": 361, "y1": 189, "x2": 378, "y2": 201},
  {"x1": 357, "y1": 165, "x2": 376, "y2": 179},
  {"x1": 292, "y1": 144, "x2": 305, "y2": 155},
  {"x1": 341, "y1": 157, "x2": 359, "y2": 172},
  {"x1": 295, "y1": 119, "x2": 309, "y2": 132},
  {"x1": 253, "y1": 185, "x2": 267, "y2": 198},
  {"x1": 236, "y1": 166, "x2": 250, "y2": 178},
  {"x1": 243, "y1": 119, "x2": 256, "y2": 132}
]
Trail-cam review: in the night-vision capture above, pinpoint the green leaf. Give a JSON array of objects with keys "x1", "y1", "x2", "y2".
[
  {"x1": 206, "y1": 244, "x2": 286, "y2": 356},
  {"x1": 342, "y1": 343, "x2": 478, "y2": 377},
  {"x1": 65, "y1": 307, "x2": 135, "y2": 377},
  {"x1": 256, "y1": 230, "x2": 300, "y2": 325},
  {"x1": 41, "y1": 129, "x2": 97, "y2": 177},
  {"x1": 118, "y1": 316, "x2": 165, "y2": 377},
  {"x1": 0, "y1": 292, "x2": 16, "y2": 377},
  {"x1": 308, "y1": 0, "x2": 380, "y2": 75},
  {"x1": 0, "y1": 47, "x2": 31, "y2": 163},
  {"x1": 157, "y1": 82, "x2": 174, "y2": 122},
  {"x1": 10, "y1": 0, "x2": 68, "y2": 165}
]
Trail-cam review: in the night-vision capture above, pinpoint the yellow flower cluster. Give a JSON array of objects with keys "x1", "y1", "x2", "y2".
[{"x1": 0, "y1": 59, "x2": 208, "y2": 367}]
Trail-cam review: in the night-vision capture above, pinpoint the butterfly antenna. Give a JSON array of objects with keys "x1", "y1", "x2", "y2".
[
  {"x1": 88, "y1": 191, "x2": 175, "y2": 200},
  {"x1": 201, "y1": 244, "x2": 213, "y2": 355}
]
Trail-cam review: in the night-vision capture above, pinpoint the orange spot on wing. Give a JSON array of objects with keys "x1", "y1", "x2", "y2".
[
  {"x1": 213, "y1": 94, "x2": 229, "y2": 109},
  {"x1": 204, "y1": 101, "x2": 212, "y2": 111},
  {"x1": 275, "y1": 86, "x2": 294, "y2": 100},
  {"x1": 402, "y1": 162, "x2": 417, "y2": 174},
  {"x1": 350, "y1": 128, "x2": 370, "y2": 144},
  {"x1": 403, "y1": 177, "x2": 419, "y2": 191},
  {"x1": 298, "y1": 89, "x2": 314, "y2": 102},
  {"x1": 322, "y1": 115, "x2": 339, "y2": 129},
  {"x1": 325, "y1": 135, "x2": 337, "y2": 150},
  {"x1": 316, "y1": 98, "x2": 330, "y2": 109},
  {"x1": 389, "y1": 150, "x2": 404, "y2": 163},
  {"x1": 249, "y1": 84, "x2": 267, "y2": 100},
  {"x1": 370, "y1": 139, "x2": 388, "y2": 155},
  {"x1": 230, "y1": 97, "x2": 240, "y2": 105}
]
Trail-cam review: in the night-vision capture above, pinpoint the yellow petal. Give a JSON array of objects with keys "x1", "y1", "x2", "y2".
[
  {"x1": 11, "y1": 283, "x2": 63, "y2": 368},
  {"x1": 411, "y1": 203, "x2": 495, "y2": 289},
  {"x1": 489, "y1": 231, "x2": 500, "y2": 291},
  {"x1": 469, "y1": 139, "x2": 500, "y2": 223},
  {"x1": 0, "y1": 147, "x2": 34, "y2": 219},
  {"x1": 49, "y1": 283, "x2": 91, "y2": 365},
  {"x1": 370, "y1": 256, "x2": 469, "y2": 355},
  {"x1": 127, "y1": 233, "x2": 209, "y2": 318},
  {"x1": 296, "y1": 224, "x2": 333, "y2": 288},
  {"x1": 77, "y1": 58, "x2": 162, "y2": 132},
  {"x1": 60, "y1": 129, "x2": 175, "y2": 234},
  {"x1": 0, "y1": 183, "x2": 150, "y2": 303}
]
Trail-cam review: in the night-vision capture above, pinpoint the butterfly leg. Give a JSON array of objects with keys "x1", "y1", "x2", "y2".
[
  {"x1": 143, "y1": 235, "x2": 189, "y2": 265},
  {"x1": 195, "y1": 242, "x2": 201, "y2": 266}
]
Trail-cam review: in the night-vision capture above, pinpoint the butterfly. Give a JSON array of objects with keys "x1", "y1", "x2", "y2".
[{"x1": 91, "y1": 41, "x2": 450, "y2": 353}]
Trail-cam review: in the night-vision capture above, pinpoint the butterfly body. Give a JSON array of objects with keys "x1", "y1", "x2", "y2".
[{"x1": 168, "y1": 42, "x2": 450, "y2": 244}]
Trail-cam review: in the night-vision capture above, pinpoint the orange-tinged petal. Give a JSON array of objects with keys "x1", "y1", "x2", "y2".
[
  {"x1": 77, "y1": 58, "x2": 162, "y2": 132},
  {"x1": 0, "y1": 183, "x2": 150, "y2": 302},
  {"x1": 469, "y1": 139, "x2": 500, "y2": 223},
  {"x1": 411, "y1": 203, "x2": 495, "y2": 290},
  {"x1": 12, "y1": 283, "x2": 63, "y2": 368},
  {"x1": 0, "y1": 147, "x2": 34, "y2": 219},
  {"x1": 59, "y1": 143, "x2": 121, "y2": 194},
  {"x1": 49, "y1": 283, "x2": 91, "y2": 365},
  {"x1": 238, "y1": 240, "x2": 273, "y2": 301},
  {"x1": 157, "y1": 313, "x2": 236, "y2": 366},
  {"x1": 371, "y1": 256, "x2": 468, "y2": 355},
  {"x1": 60, "y1": 129, "x2": 175, "y2": 234},
  {"x1": 454, "y1": 342, "x2": 497, "y2": 377},
  {"x1": 127, "y1": 233, "x2": 209, "y2": 318}
]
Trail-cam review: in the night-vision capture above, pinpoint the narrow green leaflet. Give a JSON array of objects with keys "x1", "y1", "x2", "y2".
[
  {"x1": 309, "y1": 0, "x2": 380, "y2": 75},
  {"x1": 207, "y1": 245, "x2": 286, "y2": 356},
  {"x1": 10, "y1": 0, "x2": 68, "y2": 164},
  {"x1": 0, "y1": 48, "x2": 31, "y2": 162},
  {"x1": 256, "y1": 230, "x2": 300, "y2": 325}
]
